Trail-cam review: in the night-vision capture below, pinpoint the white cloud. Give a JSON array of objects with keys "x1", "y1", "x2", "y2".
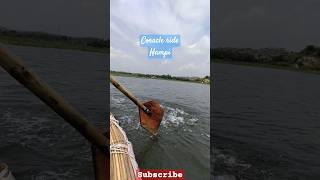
[
  {"x1": 178, "y1": 63, "x2": 197, "y2": 72},
  {"x1": 110, "y1": 0, "x2": 210, "y2": 77}
]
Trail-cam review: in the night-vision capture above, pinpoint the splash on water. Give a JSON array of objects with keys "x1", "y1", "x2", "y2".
[
  {"x1": 214, "y1": 148, "x2": 251, "y2": 169},
  {"x1": 111, "y1": 95, "x2": 127, "y2": 108},
  {"x1": 161, "y1": 105, "x2": 199, "y2": 128}
]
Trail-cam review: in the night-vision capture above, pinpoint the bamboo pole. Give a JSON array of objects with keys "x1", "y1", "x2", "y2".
[
  {"x1": 110, "y1": 75, "x2": 150, "y2": 114},
  {"x1": 0, "y1": 47, "x2": 109, "y2": 154}
]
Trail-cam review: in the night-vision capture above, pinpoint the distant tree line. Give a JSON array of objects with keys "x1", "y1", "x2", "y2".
[
  {"x1": 211, "y1": 45, "x2": 320, "y2": 71},
  {"x1": 0, "y1": 27, "x2": 109, "y2": 52},
  {"x1": 111, "y1": 71, "x2": 210, "y2": 84}
]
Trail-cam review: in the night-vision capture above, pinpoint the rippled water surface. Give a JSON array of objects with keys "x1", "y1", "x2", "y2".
[
  {"x1": 0, "y1": 45, "x2": 107, "y2": 179},
  {"x1": 110, "y1": 76, "x2": 210, "y2": 179},
  {"x1": 212, "y1": 63, "x2": 320, "y2": 179}
]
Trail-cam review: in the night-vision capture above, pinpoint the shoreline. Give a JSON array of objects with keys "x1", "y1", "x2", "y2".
[
  {"x1": 213, "y1": 59, "x2": 320, "y2": 75},
  {"x1": 0, "y1": 35, "x2": 108, "y2": 54},
  {"x1": 111, "y1": 71, "x2": 210, "y2": 85},
  {"x1": 211, "y1": 46, "x2": 320, "y2": 75}
]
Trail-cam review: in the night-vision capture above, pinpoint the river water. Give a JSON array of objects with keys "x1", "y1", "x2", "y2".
[
  {"x1": 212, "y1": 63, "x2": 320, "y2": 179},
  {"x1": 0, "y1": 45, "x2": 211, "y2": 179},
  {"x1": 0, "y1": 45, "x2": 108, "y2": 179},
  {"x1": 110, "y1": 76, "x2": 210, "y2": 179}
]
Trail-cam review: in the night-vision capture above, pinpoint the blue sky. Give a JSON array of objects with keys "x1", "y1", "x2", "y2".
[{"x1": 110, "y1": 0, "x2": 210, "y2": 77}]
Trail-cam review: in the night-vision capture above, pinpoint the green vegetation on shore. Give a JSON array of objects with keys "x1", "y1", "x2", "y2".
[
  {"x1": 211, "y1": 45, "x2": 320, "y2": 73},
  {"x1": 0, "y1": 27, "x2": 108, "y2": 53},
  {"x1": 111, "y1": 71, "x2": 210, "y2": 84}
]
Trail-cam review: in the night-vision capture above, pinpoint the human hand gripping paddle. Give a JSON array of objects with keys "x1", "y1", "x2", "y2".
[{"x1": 110, "y1": 76, "x2": 164, "y2": 136}]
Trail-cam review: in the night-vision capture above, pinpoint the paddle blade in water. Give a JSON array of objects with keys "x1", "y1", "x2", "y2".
[{"x1": 139, "y1": 100, "x2": 164, "y2": 135}]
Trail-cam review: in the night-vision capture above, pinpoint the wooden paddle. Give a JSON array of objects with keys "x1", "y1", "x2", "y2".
[
  {"x1": 0, "y1": 47, "x2": 109, "y2": 155},
  {"x1": 110, "y1": 75, "x2": 164, "y2": 135}
]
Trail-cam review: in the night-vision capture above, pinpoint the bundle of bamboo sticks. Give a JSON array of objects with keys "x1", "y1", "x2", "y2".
[{"x1": 110, "y1": 114, "x2": 138, "y2": 180}]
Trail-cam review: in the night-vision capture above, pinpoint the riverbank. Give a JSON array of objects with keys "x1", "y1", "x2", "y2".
[
  {"x1": 211, "y1": 46, "x2": 320, "y2": 74},
  {"x1": 111, "y1": 71, "x2": 210, "y2": 84},
  {"x1": 213, "y1": 58, "x2": 320, "y2": 75},
  {"x1": 0, "y1": 28, "x2": 108, "y2": 53}
]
